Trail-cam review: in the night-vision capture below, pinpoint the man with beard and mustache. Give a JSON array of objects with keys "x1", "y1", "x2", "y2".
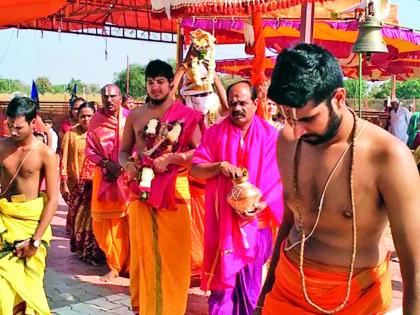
[
  {"x1": 85, "y1": 84, "x2": 130, "y2": 282},
  {"x1": 190, "y1": 81, "x2": 284, "y2": 315},
  {"x1": 257, "y1": 43, "x2": 420, "y2": 315},
  {"x1": 119, "y1": 59, "x2": 203, "y2": 315}
]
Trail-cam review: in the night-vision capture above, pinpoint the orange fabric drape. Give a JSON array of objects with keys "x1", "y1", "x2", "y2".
[
  {"x1": 250, "y1": 10, "x2": 266, "y2": 87},
  {"x1": 263, "y1": 244, "x2": 392, "y2": 315},
  {"x1": 0, "y1": 0, "x2": 66, "y2": 26},
  {"x1": 250, "y1": 10, "x2": 270, "y2": 120},
  {"x1": 92, "y1": 217, "x2": 130, "y2": 274}
]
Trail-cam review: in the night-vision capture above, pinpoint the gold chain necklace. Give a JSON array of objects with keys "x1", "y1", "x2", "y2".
[{"x1": 292, "y1": 110, "x2": 358, "y2": 314}]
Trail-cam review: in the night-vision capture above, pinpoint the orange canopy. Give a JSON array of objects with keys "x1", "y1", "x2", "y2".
[
  {"x1": 0, "y1": 0, "x2": 66, "y2": 26},
  {"x1": 1, "y1": 0, "x2": 178, "y2": 37},
  {"x1": 150, "y1": 0, "x2": 331, "y2": 18}
]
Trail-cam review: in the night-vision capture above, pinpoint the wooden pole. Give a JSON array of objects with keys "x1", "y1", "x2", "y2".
[
  {"x1": 126, "y1": 55, "x2": 130, "y2": 94},
  {"x1": 300, "y1": 2, "x2": 315, "y2": 43},
  {"x1": 176, "y1": 20, "x2": 184, "y2": 68},
  {"x1": 391, "y1": 74, "x2": 396, "y2": 98}
]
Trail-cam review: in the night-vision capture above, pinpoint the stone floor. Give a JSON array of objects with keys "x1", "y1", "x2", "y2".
[{"x1": 45, "y1": 199, "x2": 402, "y2": 314}]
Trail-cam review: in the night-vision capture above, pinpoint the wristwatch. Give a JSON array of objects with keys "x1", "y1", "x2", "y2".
[{"x1": 29, "y1": 238, "x2": 41, "y2": 249}]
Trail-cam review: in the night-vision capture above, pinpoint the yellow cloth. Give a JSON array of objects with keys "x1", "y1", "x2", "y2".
[
  {"x1": 60, "y1": 126, "x2": 87, "y2": 193},
  {"x1": 129, "y1": 172, "x2": 191, "y2": 315},
  {"x1": 0, "y1": 195, "x2": 52, "y2": 315}
]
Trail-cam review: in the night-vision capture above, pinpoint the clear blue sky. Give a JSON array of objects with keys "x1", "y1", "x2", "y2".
[{"x1": 0, "y1": 0, "x2": 418, "y2": 87}]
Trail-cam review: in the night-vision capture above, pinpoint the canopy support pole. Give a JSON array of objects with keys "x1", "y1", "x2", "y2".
[
  {"x1": 300, "y1": 2, "x2": 315, "y2": 43},
  {"x1": 391, "y1": 74, "x2": 396, "y2": 98}
]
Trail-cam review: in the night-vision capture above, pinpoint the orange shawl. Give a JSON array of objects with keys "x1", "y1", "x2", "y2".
[{"x1": 86, "y1": 107, "x2": 129, "y2": 204}]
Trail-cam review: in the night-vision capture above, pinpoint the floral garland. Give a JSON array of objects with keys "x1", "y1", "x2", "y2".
[{"x1": 133, "y1": 118, "x2": 183, "y2": 201}]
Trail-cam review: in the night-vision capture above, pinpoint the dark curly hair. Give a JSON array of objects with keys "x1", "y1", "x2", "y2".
[
  {"x1": 145, "y1": 60, "x2": 174, "y2": 82},
  {"x1": 268, "y1": 43, "x2": 343, "y2": 108}
]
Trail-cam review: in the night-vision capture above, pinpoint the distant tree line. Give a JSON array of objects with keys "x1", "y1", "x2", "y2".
[
  {"x1": 0, "y1": 77, "x2": 101, "y2": 95},
  {"x1": 1, "y1": 71, "x2": 419, "y2": 101}
]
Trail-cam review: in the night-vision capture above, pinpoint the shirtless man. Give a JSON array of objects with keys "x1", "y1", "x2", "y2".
[
  {"x1": 0, "y1": 96, "x2": 58, "y2": 314},
  {"x1": 119, "y1": 59, "x2": 202, "y2": 314},
  {"x1": 257, "y1": 44, "x2": 420, "y2": 314}
]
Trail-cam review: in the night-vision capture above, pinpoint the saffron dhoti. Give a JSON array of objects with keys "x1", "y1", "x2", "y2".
[
  {"x1": 91, "y1": 168, "x2": 129, "y2": 275},
  {"x1": 263, "y1": 243, "x2": 392, "y2": 315},
  {"x1": 128, "y1": 172, "x2": 192, "y2": 315}
]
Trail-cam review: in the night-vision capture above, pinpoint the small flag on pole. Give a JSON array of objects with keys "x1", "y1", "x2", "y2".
[{"x1": 31, "y1": 80, "x2": 39, "y2": 102}]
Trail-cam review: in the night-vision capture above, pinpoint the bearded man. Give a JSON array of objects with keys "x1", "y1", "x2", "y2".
[
  {"x1": 119, "y1": 60, "x2": 203, "y2": 315},
  {"x1": 257, "y1": 43, "x2": 420, "y2": 315}
]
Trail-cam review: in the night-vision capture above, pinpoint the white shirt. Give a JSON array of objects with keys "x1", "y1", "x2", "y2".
[
  {"x1": 389, "y1": 106, "x2": 412, "y2": 143},
  {"x1": 50, "y1": 129, "x2": 58, "y2": 152}
]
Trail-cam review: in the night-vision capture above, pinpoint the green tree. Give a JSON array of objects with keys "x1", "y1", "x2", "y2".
[
  {"x1": 218, "y1": 74, "x2": 244, "y2": 89},
  {"x1": 66, "y1": 78, "x2": 85, "y2": 96},
  {"x1": 0, "y1": 78, "x2": 29, "y2": 94},
  {"x1": 35, "y1": 76, "x2": 52, "y2": 94},
  {"x1": 343, "y1": 78, "x2": 367, "y2": 99},
  {"x1": 369, "y1": 80, "x2": 391, "y2": 99},
  {"x1": 51, "y1": 84, "x2": 66, "y2": 94},
  {"x1": 85, "y1": 83, "x2": 101, "y2": 94},
  {"x1": 369, "y1": 78, "x2": 420, "y2": 99},
  {"x1": 395, "y1": 78, "x2": 420, "y2": 99},
  {"x1": 114, "y1": 64, "x2": 146, "y2": 98}
]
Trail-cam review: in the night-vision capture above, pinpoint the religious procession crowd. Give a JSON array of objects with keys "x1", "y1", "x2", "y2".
[{"x1": 0, "y1": 42, "x2": 419, "y2": 315}]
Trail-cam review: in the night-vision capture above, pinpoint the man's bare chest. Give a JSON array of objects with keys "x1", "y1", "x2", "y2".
[{"x1": 1, "y1": 150, "x2": 43, "y2": 180}]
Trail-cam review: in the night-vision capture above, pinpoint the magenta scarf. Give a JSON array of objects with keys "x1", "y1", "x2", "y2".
[{"x1": 192, "y1": 115, "x2": 283, "y2": 290}]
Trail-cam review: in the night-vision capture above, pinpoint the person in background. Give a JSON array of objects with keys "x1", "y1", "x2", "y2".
[
  {"x1": 388, "y1": 97, "x2": 412, "y2": 143},
  {"x1": 86, "y1": 84, "x2": 130, "y2": 282},
  {"x1": 64, "y1": 102, "x2": 105, "y2": 265},
  {"x1": 43, "y1": 117, "x2": 58, "y2": 152},
  {"x1": 59, "y1": 97, "x2": 85, "y2": 141},
  {"x1": 267, "y1": 98, "x2": 284, "y2": 130},
  {"x1": 407, "y1": 112, "x2": 420, "y2": 150},
  {"x1": 122, "y1": 94, "x2": 136, "y2": 111}
]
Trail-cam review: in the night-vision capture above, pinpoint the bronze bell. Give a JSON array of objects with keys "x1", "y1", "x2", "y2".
[{"x1": 353, "y1": 15, "x2": 388, "y2": 54}]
